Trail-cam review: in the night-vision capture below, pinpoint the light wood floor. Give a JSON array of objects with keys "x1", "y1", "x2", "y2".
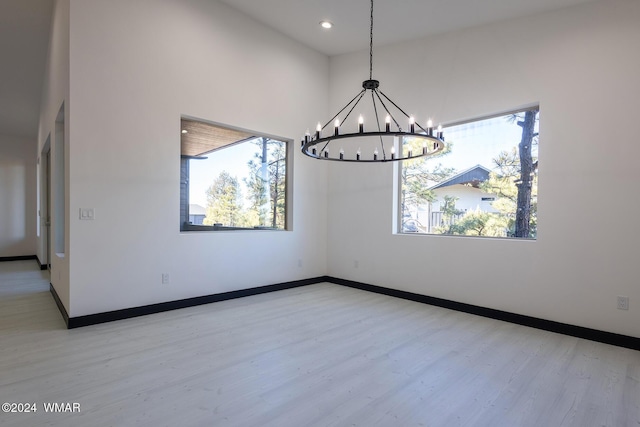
[{"x1": 1, "y1": 261, "x2": 639, "y2": 427}]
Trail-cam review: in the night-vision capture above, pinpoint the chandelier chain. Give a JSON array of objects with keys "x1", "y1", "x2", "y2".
[{"x1": 369, "y1": 0, "x2": 374, "y2": 80}]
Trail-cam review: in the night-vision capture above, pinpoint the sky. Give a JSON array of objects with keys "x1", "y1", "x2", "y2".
[
  {"x1": 189, "y1": 139, "x2": 262, "y2": 208},
  {"x1": 432, "y1": 114, "x2": 539, "y2": 174}
]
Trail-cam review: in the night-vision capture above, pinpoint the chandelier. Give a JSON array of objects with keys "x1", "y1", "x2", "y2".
[{"x1": 301, "y1": 0, "x2": 445, "y2": 163}]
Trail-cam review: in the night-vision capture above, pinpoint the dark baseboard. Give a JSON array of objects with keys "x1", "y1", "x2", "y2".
[
  {"x1": 326, "y1": 276, "x2": 640, "y2": 352},
  {"x1": 65, "y1": 276, "x2": 330, "y2": 329},
  {"x1": 0, "y1": 255, "x2": 45, "y2": 271},
  {"x1": 49, "y1": 284, "x2": 70, "y2": 327},
  {"x1": 0, "y1": 255, "x2": 37, "y2": 262},
  {"x1": 50, "y1": 273, "x2": 639, "y2": 351},
  {"x1": 36, "y1": 256, "x2": 48, "y2": 270}
]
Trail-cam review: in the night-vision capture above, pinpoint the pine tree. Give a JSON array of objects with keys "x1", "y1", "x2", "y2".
[
  {"x1": 245, "y1": 138, "x2": 287, "y2": 229},
  {"x1": 401, "y1": 138, "x2": 455, "y2": 229},
  {"x1": 204, "y1": 171, "x2": 243, "y2": 227}
]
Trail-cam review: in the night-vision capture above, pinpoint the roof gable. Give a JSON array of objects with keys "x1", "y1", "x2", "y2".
[{"x1": 429, "y1": 165, "x2": 491, "y2": 190}]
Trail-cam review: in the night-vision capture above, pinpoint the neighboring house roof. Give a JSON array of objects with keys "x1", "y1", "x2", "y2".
[
  {"x1": 429, "y1": 164, "x2": 491, "y2": 190},
  {"x1": 189, "y1": 204, "x2": 206, "y2": 215}
]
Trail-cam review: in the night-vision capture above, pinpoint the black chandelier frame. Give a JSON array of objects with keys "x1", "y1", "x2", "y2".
[{"x1": 301, "y1": 0, "x2": 445, "y2": 163}]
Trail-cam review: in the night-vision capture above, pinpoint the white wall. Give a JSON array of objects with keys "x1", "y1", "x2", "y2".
[
  {"x1": 0, "y1": 134, "x2": 37, "y2": 258},
  {"x1": 37, "y1": 0, "x2": 70, "y2": 311},
  {"x1": 66, "y1": 0, "x2": 328, "y2": 317},
  {"x1": 327, "y1": 0, "x2": 640, "y2": 338}
]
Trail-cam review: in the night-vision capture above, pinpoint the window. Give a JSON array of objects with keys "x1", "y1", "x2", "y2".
[
  {"x1": 180, "y1": 118, "x2": 290, "y2": 231},
  {"x1": 399, "y1": 107, "x2": 539, "y2": 239}
]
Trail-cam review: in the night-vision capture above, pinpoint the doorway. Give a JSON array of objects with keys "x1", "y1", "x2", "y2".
[{"x1": 41, "y1": 138, "x2": 51, "y2": 272}]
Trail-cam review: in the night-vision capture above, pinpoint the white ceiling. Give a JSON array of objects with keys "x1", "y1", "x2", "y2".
[
  {"x1": 0, "y1": 0, "x2": 598, "y2": 138},
  {"x1": 0, "y1": 0, "x2": 53, "y2": 138},
  {"x1": 218, "y1": 0, "x2": 599, "y2": 56}
]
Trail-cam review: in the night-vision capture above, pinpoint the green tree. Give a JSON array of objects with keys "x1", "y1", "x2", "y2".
[
  {"x1": 512, "y1": 110, "x2": 538, "y2": 237},
  {"x1": 245, "y1": 138, "x2": 287, "y2": 228},
  {"x1": 401, "y1": 138, "x2": 455, "y2": 221},
  {"x1": 448, "y1": 209, "x2": 510, "y2": 237},
  {"x1": 480, "y1": 111, "x2": 539, "y2": 238},
  {"x1": 204, "y1": 171, "x2": 244, "y2": 227},
  {"x1": 435, "y1": 195, "x2": 464, "y2": 234}
]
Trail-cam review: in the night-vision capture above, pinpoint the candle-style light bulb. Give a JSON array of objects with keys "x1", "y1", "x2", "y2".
[
  {"x1": 391, "y1": 145, "x2": 396, "y2": 160},
  {"x1": 324, "y1": 149, "x2": 329, "y2": 158},
  {"x1": 358, "y1": 115, "x2": 364, "y2": 133},
  {"x1": 316, "y1": 122, "x2": 322, "y2": 139},
  {"x1": 409, "y1": 116, "x2": 415, "y2": 133},
  {"x1": 427, "y1": 119, "x2": 434, "y2": 136},
  {"x1": 407, "y1": 145, "x2": 413, "y2": 158},
  {"x1": 334, "y1": 119, "x2": 340, "y2": 136},
  {"x1": 339, "y1": 147, "x2": 344, "y2": 160},
  {"x1": 304, "y1": 129, "x2": 311, "y2": 143},
  {"x1": 437, "y1": 124, "x2": 443, "y2": 139},
  {"x1": 422, "y1": 140, "x2": 427, "y2": 155},
  {"x1": 356, "y1": 148, "x2": 361, "y2": 161},
  {"x1": 385, "y1": 115, "x2": 391, "y2": 132},
  {"x1": 374, "y1": 148, "x2": 378, "y2": 160}
]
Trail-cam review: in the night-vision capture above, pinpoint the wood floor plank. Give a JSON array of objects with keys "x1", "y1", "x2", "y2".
[{"x1": 1, "y1": 261, "x2": 639, "y2": 427}]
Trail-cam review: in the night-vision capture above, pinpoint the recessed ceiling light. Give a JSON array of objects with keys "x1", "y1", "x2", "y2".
[
  {"x1": 320, "y1": 20, "x2": 333, "y2": 29},
  {"x1": 181, "y1": 129, "x2": 188, "y2": 134}
]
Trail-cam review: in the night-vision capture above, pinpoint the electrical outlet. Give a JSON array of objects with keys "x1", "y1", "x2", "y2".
[
  {"x1": 617, "y1": 296, "x2": 629, "y2": 310},
  {"x1": 162, "y1": 273, "x2": 170, "y2": 284}
]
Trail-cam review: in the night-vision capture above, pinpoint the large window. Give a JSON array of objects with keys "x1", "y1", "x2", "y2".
[
  {"x1": 400, "y1": 107, "x2": 539, "y2": 239},
  {"x1": 180, "y1": 118, "x2": 290, "y2": 231}
]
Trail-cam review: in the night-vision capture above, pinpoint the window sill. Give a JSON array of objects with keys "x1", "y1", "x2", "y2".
[{"x1": 180, "y1": 223, "x2": 283, "y2": 232}]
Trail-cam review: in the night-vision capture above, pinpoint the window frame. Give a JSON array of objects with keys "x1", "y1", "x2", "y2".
[
  {"x1": 179, "y1": 116, "x2": 293, "y2": 232},
  {"x1": 394, "y1": 105, "x2": 539, "y2": 240}
]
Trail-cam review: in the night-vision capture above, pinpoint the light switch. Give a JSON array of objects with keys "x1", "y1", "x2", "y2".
[{"x1": 79, "y1": 208, "x2": 95, "y2": 220}]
